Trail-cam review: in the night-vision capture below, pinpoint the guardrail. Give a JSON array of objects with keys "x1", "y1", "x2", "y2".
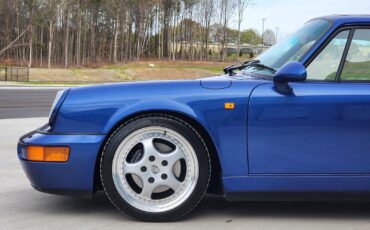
[{"x1": 0, "y1": 66, "x2": 29, "y2": 82}]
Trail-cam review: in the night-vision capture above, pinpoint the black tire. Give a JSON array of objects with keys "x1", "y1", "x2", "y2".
[{"x1": 100, "y1": 114, "x2": 211, "y2": 222}]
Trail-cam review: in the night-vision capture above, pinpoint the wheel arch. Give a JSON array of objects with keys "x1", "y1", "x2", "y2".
[{"x1": 94, "y1": 110, "x2": 223, "y2": 194}]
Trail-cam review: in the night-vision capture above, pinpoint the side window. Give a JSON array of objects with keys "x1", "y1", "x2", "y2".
[
  {"x1": 289, "y1": 41, "x2": 315, "y2": 62},
  {"x1": 307, "y1": 30, "x2": 349, "y2": 80},
  {"x1": 341, "y1": 29, "x2": 370, "y2": 81}
]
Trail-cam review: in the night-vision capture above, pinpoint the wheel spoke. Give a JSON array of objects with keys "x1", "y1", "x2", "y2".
[
  {"x1": 141, "y1": 138, "x2": 158, "y2": 158},
  {"x1": 141, "y1": 182, "x2": 156, "y2": 199},
  {"x1": 122, "y1": 161, "x2": 142, "y2": 175},
  {"x1": 164, "y1": 173, "x2": 183, "y2": 191},
  {"x1": 162, "y1": 147, "x2": 185, "y2": 166}
]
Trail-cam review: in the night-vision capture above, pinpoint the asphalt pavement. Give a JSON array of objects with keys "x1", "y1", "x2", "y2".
[
  {"x1": 0, "y1": 87, "x2": 60, "y2": 119},
  {"x1": 2, "y1": 88, "x2": 370, "y2": 229}
]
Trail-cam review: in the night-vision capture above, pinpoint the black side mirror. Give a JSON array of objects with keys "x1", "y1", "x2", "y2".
[{"x1": 273, "y1": 61, "x2": 307, "y2": 95}]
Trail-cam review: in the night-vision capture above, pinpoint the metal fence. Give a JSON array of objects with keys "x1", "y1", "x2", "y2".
[
  {"x1": 0, "y1": 68, "x2": 6, "y2": 81},
  {"x1": 0, "y1": 66, "x2": 29, "y2": 82}
]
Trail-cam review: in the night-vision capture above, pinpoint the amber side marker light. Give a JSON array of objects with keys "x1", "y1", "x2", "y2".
[
  {"x1": 26, "y1": 146, "x2": 70, "y2": 162},
  {"x1": 224, "y1": 102, "x2": 235, "y2": 110}
]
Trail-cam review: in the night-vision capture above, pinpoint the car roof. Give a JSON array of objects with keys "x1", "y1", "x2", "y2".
[{"x1": 313, "y1": 15, "x2": 370, "y2": 25}]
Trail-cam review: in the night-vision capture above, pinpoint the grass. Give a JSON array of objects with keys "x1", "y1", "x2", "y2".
[
  {"x1": 69, "y1": 68, "x2": 84, "y2": 78},
  {"x1": 106, "y1": 61, "x2": 227, "y2": 74},
  {"x1": 340, "y1": 61, "x2": 370, "y2": 80},
  {"x1": 5, "y1": 61, "x2": 234, "y2": 85},
  {"x1": 104, "y1": 61, "x2": 229, "y2": 81},
  {"x1": 324, "y1": 61, "x2": 370, "y2": 81}
]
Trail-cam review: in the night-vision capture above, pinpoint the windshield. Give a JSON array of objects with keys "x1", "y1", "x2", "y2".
[{"x1": 243, "y1": 19, "x2": 330, "y2": 76}]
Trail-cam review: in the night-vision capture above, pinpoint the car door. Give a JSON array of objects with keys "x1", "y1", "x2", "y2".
[{"x1": 248, "y1": 28, "x2": 370, "y2": 174}]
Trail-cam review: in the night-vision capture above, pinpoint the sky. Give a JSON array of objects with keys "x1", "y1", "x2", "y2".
[{"x1": 234, "y1": 0, "x2": 370, "y2": 41}]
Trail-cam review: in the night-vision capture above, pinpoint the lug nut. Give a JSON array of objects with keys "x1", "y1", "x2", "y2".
[
  {"x1": 162, "y1": 160, "x2": 168, "y2": 166},
  {"x1": 161, "y1": 174, "x2": 167, "y2": 180},
  {"x1": 148, "y1": 177, "x2": 155, "y2": 183},
  {"x1": 149, "y1": 156, "x2": 155, "y2": 162},
  {"x1": 140, "y1": 166, "x2": 147, "y2": 172}
]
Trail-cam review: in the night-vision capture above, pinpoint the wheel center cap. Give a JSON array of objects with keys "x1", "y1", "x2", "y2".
[{"x1": 151, "y1": 165, "x2": 160, "y2": 175}]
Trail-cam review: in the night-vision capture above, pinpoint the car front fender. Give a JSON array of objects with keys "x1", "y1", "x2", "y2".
[{"x1": 102, "y1": 99, "x2": 199, "y2": 134}]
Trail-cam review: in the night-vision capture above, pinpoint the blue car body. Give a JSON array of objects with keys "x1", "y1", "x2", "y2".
[{"x1": 18, "y1": 15, "x2": 370, "y2": 199}]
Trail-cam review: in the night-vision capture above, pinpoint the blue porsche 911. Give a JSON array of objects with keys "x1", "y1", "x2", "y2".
[{"x1": 18, "y1": 15, "x2": 370, "y2": 221}]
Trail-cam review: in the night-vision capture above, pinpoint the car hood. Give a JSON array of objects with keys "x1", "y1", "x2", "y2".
[
  {"x1": 69, "y1": 73, "x2": 265, "y2": 93},
  {"x1": 202, "y1": 71, "x2": 271, "y2": 86}
]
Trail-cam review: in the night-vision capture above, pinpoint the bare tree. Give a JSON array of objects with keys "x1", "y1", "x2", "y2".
[
  {"x1": 262, "y1": 28, "x2": 276, "y2": 46},
  {"x1": 75, "y1": 0, "x2": 82, "y2": 66},
  {"x1": 236, "y1": 0, "x2": 252, "y2": 60},
  {"x1": 162, "y1": 0, "x2": 173, "y2": 59},
  {"x1": 27, "y1": 0, "x2": 35, "y2": 67},
  {"x1": 201, "y1": 0, "x2": 214, "y2": 60},
  {"x1": 44, "y1": 0, "x2": 61, "y2": 68},
  {"x1": 105, "y1": 0, "x2": 127, "y2": 63},
  {"x1": 64, "y1": 3, "x2": 70, "y2": 68},
  {"x1": 220, "y1": 0, "x2": 236, "y2": 61},
  {"x1": 0, "y1": 0, "x2": 262, "y2": 68},
  {"x1": 0, "y1": 24, "x2": 30, "y2": 57}
]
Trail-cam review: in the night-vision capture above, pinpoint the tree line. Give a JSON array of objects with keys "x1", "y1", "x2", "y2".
[{"x1": 0, "y1": 0, "x2": 275, "y2": 68}]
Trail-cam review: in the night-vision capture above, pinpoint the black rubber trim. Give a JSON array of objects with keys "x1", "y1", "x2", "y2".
[
  {"x1": 19, "y1": 124, "x2": 105, "y2": 144},
  {"x1": 32, "y1": 185, "x2": 94, "y2": 198},
  {"x1": 19, "y1": 130, "x2": 40, "y2": 144},
  {"x1": 224, "y1": 192, "x2": 370, "y2": 201},
  {"x1": 335, "y1": 29, "x2": 355, "y2": 81},
  {"x1": 38, "y1": 130, "x2": 105, "y2": 136}
]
